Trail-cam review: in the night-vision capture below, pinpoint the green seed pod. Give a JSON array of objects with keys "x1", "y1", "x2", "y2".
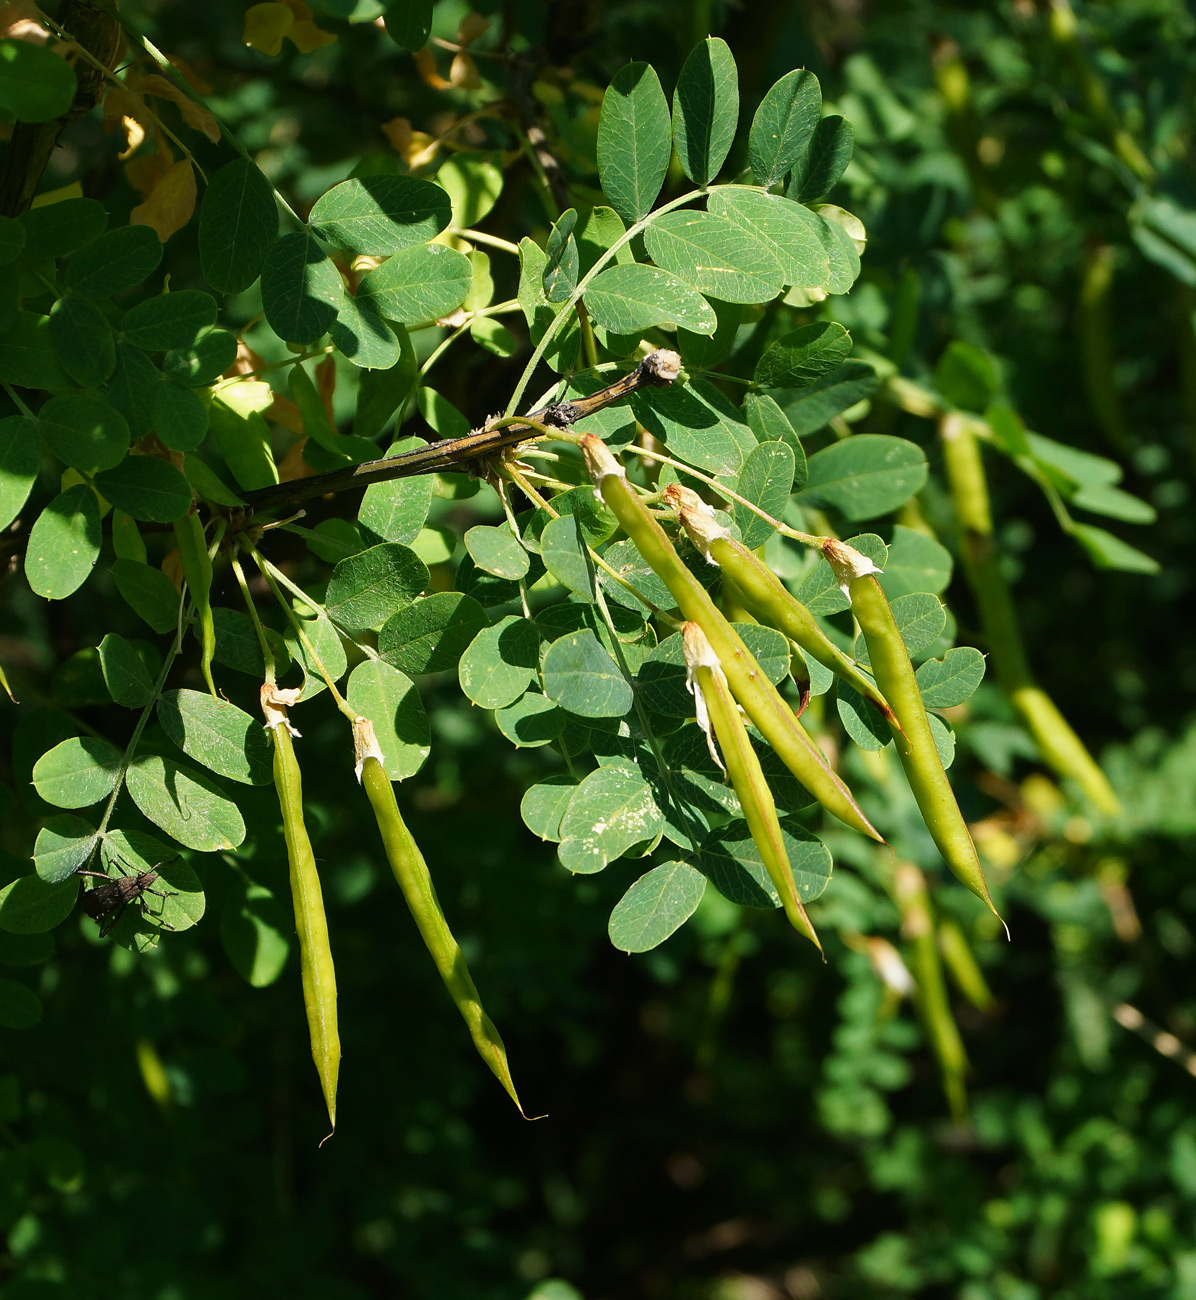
[
  {"x1": 269, "y1": 711, "x2": 339, "y2": 1140},
  {"x1": 937, "y1": 917, "x2": 996, "y2": 1012},
  {"x1": 668, "y1": 485, "x2": 898, "y2": 729},
  {"x1": 825, "y1": 538, "x2": 1002, "y2": 926},
  {"x1": 581, "y1": 436, "x2": 881, "y2": 843},
  {"x1": 895, "y1": 863, "x2": 969, "y2": 1122},
  {"x1": 356, "y1": 719, "x2": 527, "y2": 1115},
  {"x1": 683, "y1": 623, "x2": 822, "y2": 952},
  {"x1": 172, "y1": 506, "x2": 217, "y2": 697}
]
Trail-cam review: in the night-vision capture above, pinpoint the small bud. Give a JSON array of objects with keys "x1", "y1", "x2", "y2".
[
  {"x1": 866, "y1": 936, "x2": 916, "y2": 996},
  {"x1": 822, "y1": 538, "x2": 883, "y2": 596},
  {"x1": 580, "y1": 434, "x2": 625, "y2": 485},
  {"x1": 352, "y1": 715, "x2": 386, "y2": 783},
  {"x1": 641, "y1": 348, "x2": 681, "y2": 384},
  {"x1": 665, "y1": 484, "x2": 733, "y2": 561},
  {"x1": 681, "y1": 621, "x2": 728, "y2": 774},
  {"x1": 260, "y1": 684, "x2": 303, "y2": 736}
]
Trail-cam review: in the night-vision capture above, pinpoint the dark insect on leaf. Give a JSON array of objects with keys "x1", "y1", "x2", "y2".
[{"x1": 77, "y1": 863, "x2": 176, "y2": 938}]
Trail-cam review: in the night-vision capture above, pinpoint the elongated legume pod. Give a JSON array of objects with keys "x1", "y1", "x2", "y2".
[
  {"x1": 825, "y1": 538, "x2": 1001, "y2": 924},
  {"x1": 940, "y1": 411, "x2": 1121, "y2": 815},
  {"x1": 895, "y1": 863, "x2": 968, "y2": 1121},
  {"x1": 668, "y1": 486, "x2": 898, "y2": 728},
  {"x1": 937, "y1": 917, "x2": 996, "y2": 1012},
  {"x1": 581, "y1": 436, "x2": 881, "y2": 843},
  {"x1": 356, "y1": 722, "x2": 526, "y2": 1114},
  {"x1": 683, "y1": 623, "x2": 821, "y2": 953},
  {"x1": 173, "y1": 507, "x2": 217, "y2": 697},
  {"x1": 270, "y1": 718, "x2": 340, "y2": 1139}
]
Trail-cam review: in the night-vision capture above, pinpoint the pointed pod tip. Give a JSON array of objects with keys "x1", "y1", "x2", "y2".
[
  {"x1": 976, "y1": 887, "x2": 1009, "y2": 939},
  {"x1": 318, "y1": 1123, "x2": 336, "y2": 1148}
]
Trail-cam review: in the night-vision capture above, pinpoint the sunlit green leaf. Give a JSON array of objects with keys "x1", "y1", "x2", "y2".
[
  {"x1": 379, "y1": 591, "x2": 488, "y2": 674},
  {"x1": 125, "y1": 755, "x2": 246, "y2": 852},
  {"x1": 801, "y1": 434, "x2": 928, "y2": 520},
  {"x1": 558, "y1": 762, "x2": 664, "y2": 874},
  {"x1": 754, "y1": 321, "x2": 851, "y2": 389},
  {"x1": 585, "y1": 262, "x2": 716, "y2": 335},
  {"x1": 325, "y1": 542, "x2": 429, "y2": 634},
  {"x1": 749, "y1": 68, "x2": 822, "y2": 188},
  {"x1": 596, "y1": 62, "x2": 672, "y2": 224},
  {"x1": 157, "y1": 690, "x2": 274, "y2": 786},
  {"x1": 32, "y1": 736, "x2": 122, "y2": 809},
  {"x1": 310, "y1": 175, "x2": 450, "y2": 254},
  {"x1": 356, "y1": 243, "x2": 472, "y2": 325},
  {"x1": 672, "y1": 38, "x2": 738, "y2": 187},
  {"x1": 458, "y1": 615, "x2": 540, "y2": 709},
  {"x1": 644, "y1": 210, "x2": 784, "y2": 304},
  {"x1": 608, "y1": 862, "x2": 706, "y2": 952},
  {"x1": 25, "y1": 484, "x2": 101, "y2": 600}
]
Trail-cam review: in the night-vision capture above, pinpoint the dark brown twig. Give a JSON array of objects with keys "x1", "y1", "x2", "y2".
[{"x1": 239, "y1": 349, "x2": 681, "y2": 515}]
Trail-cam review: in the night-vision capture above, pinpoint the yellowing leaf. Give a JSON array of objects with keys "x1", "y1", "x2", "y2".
[
  {"x1": 288, "y1": 18, "x2": 336, "y2": 52},
  {"x1": 413, "y1": 47, "x2": 451, "y2": 90},
  {"x1": 1, "y1": 1, "x2": 48, "y2": 43},
  {"x1": 165, "y1": 52, "x2": 213, "y2": 95},
  {"x1": 243, "y1": 2, "x2": 292, "y2": 55},
  {"x1": 125, "y1": 145, "x2": 173, "y2": 199},
  {"x1": 131, "y1": 158, "x2": 197, "y2": 241},
  {"x1": 456, "y1": 14, "x2": 490, "y2": 45},
  {"x1": 266, "y1": 393, "x2": 303, "y2": 436},
  {"x1": 102, "y1": 86, "x2": 150, "y2": 151},
  {"x1": 381, "y1": 116, "x2": 411, "y2": 154},
  {"x1": 449, "y1": 52, "x2": 480, "y2": 89},
  {"x1": 119, "y1": 114, "x2": 147, "y2": 157},
  {"x1": 138, "y1": 73, "x2": 220, "y2": 143},
  {"x1": 316, "y1": 353, "x2": 336, "y2": 419}
]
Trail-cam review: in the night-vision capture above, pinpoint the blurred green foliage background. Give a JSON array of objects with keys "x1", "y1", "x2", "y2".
[{"x1": 3, "y1": 0, "x2": 1196, "y2": 1296}]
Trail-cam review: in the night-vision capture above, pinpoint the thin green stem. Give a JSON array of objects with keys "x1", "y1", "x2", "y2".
[
  {"x1": 94, "y1": 613, "x2": 184, "y2": 845},
  {"x1": 629, "y1": 443, "x2": 827, "y2": 548},
  {"x1": 245, "y1": 544, "x2": 354, "y2": 716},
  {"x1": 213, "y1": 347, "x2": 334, "y2": 388},
  {"x1": 576, "y1": 299, "x2": 599, "y2": 370},
  {"x1": 502, "y1": 462, "x2": 670, "y2": 620},
  {"x1": 504, "y1": 187, "x2": 706, "y2": 418},
  {"x1": 510, "y1": 120, "x2": 561, "y2": 222},
  {"x1": 230, "y1": 554, "x2": 275, "y2": 685},
  {"x1": 457, "y1": 229, "x2": 521, "y2": 256},
  {"x1": 1, "y1": 382, "x2": 34, "y2": 419}
]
